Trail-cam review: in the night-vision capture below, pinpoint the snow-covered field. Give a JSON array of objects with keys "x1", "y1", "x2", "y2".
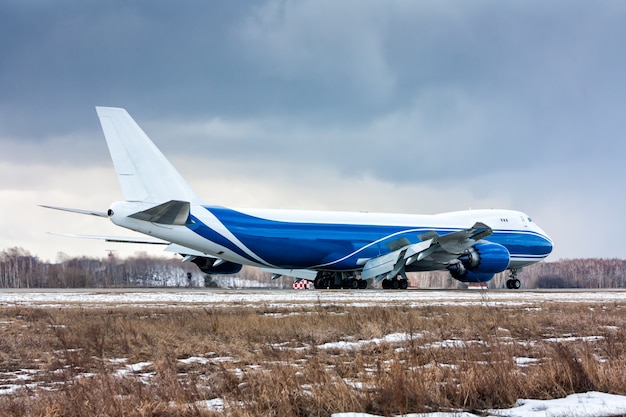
[
  {"x1": 2, "y1": 289, "x2": 626, "y2": 416},
  {"x1": 2, "y1": 288, "x2": 626, "y2": 309}
]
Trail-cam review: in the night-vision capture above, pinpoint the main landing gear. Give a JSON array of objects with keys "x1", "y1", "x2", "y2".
[
  {"x1": 381, "y1": 277, "x2": 408, "y2": 290},
  {"x1": 506, "y1": 269, "x2": 521, "y2": 289},
  {"x1": 313, "y1": 272, "x2": 368, "y2": 290}
]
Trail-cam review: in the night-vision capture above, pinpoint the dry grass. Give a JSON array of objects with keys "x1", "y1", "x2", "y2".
[{"x1": 0, "y1": 298, "x2": 625, "y2": 416}]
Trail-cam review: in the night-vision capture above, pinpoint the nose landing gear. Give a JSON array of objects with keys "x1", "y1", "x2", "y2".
[{"x1": 506, "y1": 269, "x2": 521, "y2": 289}]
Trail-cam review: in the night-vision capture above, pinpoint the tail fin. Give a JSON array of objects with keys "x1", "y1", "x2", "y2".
[{"x1": 96, "y1": 107, "x2": 204, "y2": 204}]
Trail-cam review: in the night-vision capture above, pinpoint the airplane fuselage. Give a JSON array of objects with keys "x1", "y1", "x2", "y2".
[{"x1": 110, "y1": 202, "x2": 552, "y2": 272}]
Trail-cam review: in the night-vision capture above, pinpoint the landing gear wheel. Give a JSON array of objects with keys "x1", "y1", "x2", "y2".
[
  {"x1": 349, "y1": 279, "x2": 359, "y2": 289},
  {"x1": 391, "y1": 279, "x2": 400, "y2": 290},
  {"x1": 314, "y1": 277, "x2": 329, "y2": 289},
  {"x1": 381, "y1": 279, "x2": 390, "y2": 289},
  {"x1": 505, "y1": 268, "x2": 521, "y2": 290},
  {"x1": 506, "y1": 278, "x2": 521, "y2": 289},
  {"x1": 399, "y1": 279, "x2": 408, "y2": 290},
  {"x1": 358, "y1": 279, "x2": 367, "y2": 289}
]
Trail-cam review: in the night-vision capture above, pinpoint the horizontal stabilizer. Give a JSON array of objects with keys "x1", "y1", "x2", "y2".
[
  {"x1": 40, "y1": 205, "x2": 108, "y2": 218},
  {"x1": 48, "y1": 232, "x2": 168, "y2": 245},
  {"x1": 129, "y1": 200, "x2": 191, "y2": 225}
]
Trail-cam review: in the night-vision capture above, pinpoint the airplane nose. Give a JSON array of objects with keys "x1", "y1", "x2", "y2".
[
  {"x1": 531, "y1": 219, "x2": 553, "y2": 257},
  {"x1": 544, "y1": 235, "x2": 554, "y2": 255},
  {"x1": 538, "y1": 228, "x2": 553, "y2": 256}
]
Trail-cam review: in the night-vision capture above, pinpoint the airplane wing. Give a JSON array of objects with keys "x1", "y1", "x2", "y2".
[
  {"x1": 361, "y1": 239, "x2": 434, "y2": 281},
  {"x1": 260, "y1": 268, "x2": 318, "y2": 281},
  {"x1": 420, "y1": 221, "x2": 492, "y2": 254},
  {"x1": 361, "y1": 222, "x2": 492, "y2": 282}
]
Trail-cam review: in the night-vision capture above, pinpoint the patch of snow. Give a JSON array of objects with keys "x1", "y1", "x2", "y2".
[
  {"x1": 0, "y1": 385, "x2": 22, "y2": 395},
  {"x1": 424, "y1": 339, "x2": 483, "y2": 349},
  {"x1": 179, "y1": 356, "x2": 209, "y2": 365},
  {"x1": 600, "y1": 325, "x2": 620, "y2": 331},
  {"x1": 490, "y1": 391, "x2": 626, "y2": 417},
  {"x1": 331, "y1": 411, "x2": 478, "y2": 417},
  {"x1": 195, "y1": 398, "x2": 225, "y2": 412},
  {"x1": 331, "y1": 392, "x2": 626, "y2": 417},
  {"x1": 115, "y1": 361, "x2": 152, "y2": 377},
  {"x1": 318, "y1": 332, "x2": 420, "y2": 350},
  {"x1": 211, "y1": 356, "x2": 235, "y2": 363},
  {"x1": 544, "y1": 335, "x2": 604, "y2": 343},
  {"x1": 514, "y1": 357, "x2": 540, "y2": 367}
]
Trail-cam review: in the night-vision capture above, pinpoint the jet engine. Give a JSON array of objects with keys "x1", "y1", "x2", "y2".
[
  {"x1": 191, "y1": 257, "x2": 243, "y2": 275},
  {"x1": 448, "y1": 242, "x2": 510, "y2": 283}
]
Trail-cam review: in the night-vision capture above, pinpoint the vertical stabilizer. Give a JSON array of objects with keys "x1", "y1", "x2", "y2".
[{"x1": 96, "y1": 107, "x2": 204, "y2": 204}]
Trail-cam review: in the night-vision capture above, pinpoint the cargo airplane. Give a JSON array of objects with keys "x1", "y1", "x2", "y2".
[{"x1": 43, "y1": 107, "x2": 553, "y2": 290}]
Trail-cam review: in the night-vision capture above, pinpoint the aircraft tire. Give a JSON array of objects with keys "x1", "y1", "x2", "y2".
[
  {"x1": 358, "y1": 279, "x2": 367, "y2": 289},
  {"x1": 391, "y1": 279, "x2": 400, "y2": 290},
  {"x1": 399, "y1": 279, "x2": 408, "y2": 290},
  {"x1": 506, "y1": 278, "x2": 521, "y2": 290},
  {"x1": 315, "y1": 277, "x2": 329, "y2": 289}
]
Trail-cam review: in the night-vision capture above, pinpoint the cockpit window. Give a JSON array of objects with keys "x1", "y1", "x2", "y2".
[{"x1": 528, "y1": 217, "x2": 533, "y2": 222}]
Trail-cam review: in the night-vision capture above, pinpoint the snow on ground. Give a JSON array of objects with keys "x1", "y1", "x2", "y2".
[
  {"x1": 3, "y1": 289, "x2": 626, "y2": 415},
  {"x1": 1, "y1": 288, "x2": 626, "y2": 309},
  {"x1": 331, "y1": 392, "x2": 626, "y2": 417},
  {"x1": 318, "y1": 332, "x2": 419, "y2": 350}
]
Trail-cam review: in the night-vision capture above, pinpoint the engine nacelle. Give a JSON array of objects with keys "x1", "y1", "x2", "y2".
[
  {"x1": 191, "y1": 257, "x2": 243, "y2": 275},
  {"x1": 448, "y1": 242, "x2": 510, "y2": 283}
]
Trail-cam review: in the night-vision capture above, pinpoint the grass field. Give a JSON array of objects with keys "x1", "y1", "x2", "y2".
[{"x1": 0, "y1": 290, "x2": 625, "y2": 416}]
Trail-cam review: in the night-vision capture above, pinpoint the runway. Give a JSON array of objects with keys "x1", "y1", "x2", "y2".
[{"x1": 1, "y1": 288, "x2": 625, "y2": 309}]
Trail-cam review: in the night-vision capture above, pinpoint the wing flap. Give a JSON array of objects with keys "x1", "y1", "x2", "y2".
[
  {"x1": 361, "y1": 249, "x2": 403, "y2": 281},
  {"x1": 362, "y1": 239, "x2": 434, "y2": 281}
]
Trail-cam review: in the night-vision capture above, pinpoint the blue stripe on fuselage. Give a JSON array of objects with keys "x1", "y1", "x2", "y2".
[
  {"x1": 187, "y1": 213, "x2": 263, "y2": 264},
  {"x1": 190, "y1": 206, "x2": 552, "y2": 270},
  {"x1": 489, "y1": 230, "x2": 553, "y2": 257}
]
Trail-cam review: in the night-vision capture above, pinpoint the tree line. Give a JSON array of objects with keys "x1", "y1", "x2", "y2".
[{"x1": 1, "y1": 246, "x2": 625, "y2": 289}]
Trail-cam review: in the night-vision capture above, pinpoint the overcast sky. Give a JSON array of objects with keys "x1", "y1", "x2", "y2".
[{"x1": 1, "y1": 0, "x2": 625, "y2": 262}]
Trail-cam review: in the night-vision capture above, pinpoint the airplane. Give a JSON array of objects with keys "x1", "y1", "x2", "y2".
[{"x1": 43, "y1": 107, "x2": 553, "y2": 290}]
